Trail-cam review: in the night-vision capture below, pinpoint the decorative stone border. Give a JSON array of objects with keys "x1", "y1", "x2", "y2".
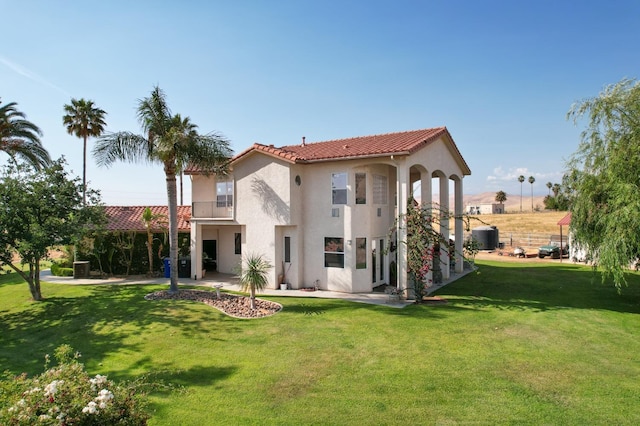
[{"x1": 144, "y1": 289, "x2": 282, "y2": 319}]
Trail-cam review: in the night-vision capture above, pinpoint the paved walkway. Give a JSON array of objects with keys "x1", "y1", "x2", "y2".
[{"x1": 40, "y1": 267, "x2": 475, "y2": 308}]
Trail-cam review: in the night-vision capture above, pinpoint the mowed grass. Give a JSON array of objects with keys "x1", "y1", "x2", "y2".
[{"x1": 2, "y1": 261, "x2": 640, "y2": 425}]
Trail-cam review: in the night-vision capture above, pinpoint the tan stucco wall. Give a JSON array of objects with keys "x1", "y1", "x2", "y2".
[
  {"x1": 191, "y1": 174, "x2": 215, "y2": 202},
  {"x1": 190, "y1": 134, "x2": 469, "y2": 292},
  {"x1": 297, "y1": 159, "x2": 397, "y2": 292}
]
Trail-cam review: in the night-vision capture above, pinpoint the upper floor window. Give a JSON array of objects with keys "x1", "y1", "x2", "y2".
[
  {"x1": 332, "y1": 172, "x2": 347, "y2": 205},
  {"x1": 373, "y1": 174, "x2": 388, "y2": 205},
  {"x1": 355, "y1": 173, "x2": 366, "y2": 204},
  {"x1": 216, "y1": 181, "x2": 233, "y2": 208}
]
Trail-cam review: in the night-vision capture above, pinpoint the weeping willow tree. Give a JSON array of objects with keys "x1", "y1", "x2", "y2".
[{"x1": 566, "y1": 78, "x2": 640, "y2": 289}]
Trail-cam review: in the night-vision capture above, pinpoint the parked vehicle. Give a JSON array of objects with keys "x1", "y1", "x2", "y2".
[{"x1": 538, "y1": 245, "x2": 561, "y2": 259}]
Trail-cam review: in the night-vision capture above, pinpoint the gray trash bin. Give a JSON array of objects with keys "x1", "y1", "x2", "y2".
[{"x1": 73, "y1": 261, "x2": 90, "y2": 279}]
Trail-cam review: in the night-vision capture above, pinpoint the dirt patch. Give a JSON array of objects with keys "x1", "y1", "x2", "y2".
[
  {"x1": 144, "y1": 289, "x2": 282, "y2": 319},
  {"x1": 474, "y1": 250, "x2": 568, "y2": 263},
  {"x1": 419, "y1": 296, "x2": 448, "y2": 305}
]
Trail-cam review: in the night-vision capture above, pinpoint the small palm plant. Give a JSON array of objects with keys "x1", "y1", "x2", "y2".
[{"x1": 238, "y1": 253, "x2": 272, "y2": 310}]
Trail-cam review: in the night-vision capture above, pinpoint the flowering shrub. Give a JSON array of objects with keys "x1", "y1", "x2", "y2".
[
  {"x1": 0, "y1": 344, "x2": 151, "y2": 425},
  {"x1": 404, "y1": 198, "x2": 439, "y2": 302},
  {"x1": 398, "y1": 197, "x2": 478, "y2": 302}
]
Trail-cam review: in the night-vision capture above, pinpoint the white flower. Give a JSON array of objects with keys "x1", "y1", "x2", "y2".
[
  {"x1": 82, "y1": 401, "x2": 98, "y2": 414},
  {"x1": 89, "y1": 374, "x2": 108, "y2": 391},
  {"x1": 44, "y1": 380, "x2": 64, "y2": 398},
  {"x1": 96, "y1": 388, "x2": 114, "y2": 402},
  {"x1": 24, "y1": 386, "x2": 41, "y2": 395},
  {"x1": 38, "y1": 414, "x2": 52, "y2": 421}
]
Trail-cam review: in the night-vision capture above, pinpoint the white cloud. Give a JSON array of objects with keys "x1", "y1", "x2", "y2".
[
  {"x1": 486, "y1": 166, "x2": 563, "y2": 184},
  {"x1": 0, "y1": 55, "x2": 69, "y2": 97}
]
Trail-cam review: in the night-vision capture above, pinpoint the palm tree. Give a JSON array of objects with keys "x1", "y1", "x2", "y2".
[
  {"x1": 528, "y1": 176, "x2": 535, "y2": 211},
  {"x1": 171, "y1": 114, "x2": 197, "y2": 205},
  {"x1": 495, "y1": 190, "x2": 507, "y2": 209},
  {"x1": 546, "y1": 181, "x2": 552, "y2": 195},
  {"x1": 238, "y1": 253, "x2": 272, "y2": 310},
  {"x1": 93, "y1": 86, "x2": 232, "y2": 292},
  {"x1": 0, "y1": 99, "x2": 51, "y2": 169},
  {"x1": 518, "y1": 175, "x2": 525, "y2": 212},
  {"x1": 552, "y1": 183, "x2": 561, "y2": 197},
  {"x1": 63, "y1": 98, "x2": 107, "y2": 205}
]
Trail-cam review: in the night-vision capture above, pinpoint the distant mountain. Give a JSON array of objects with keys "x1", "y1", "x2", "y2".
[{"x1": 431, "y1": 192, "x2": 548, "y2": 212}]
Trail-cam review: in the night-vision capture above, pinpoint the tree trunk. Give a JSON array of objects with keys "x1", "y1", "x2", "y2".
[
  {"x1": 27, "y1": 261, "x2": 43, "y2": 301},
  {"x1": 146, "y1": 230, "x2": 154, "y2": 275},
  {"x1": 250, "y1": 287, "x2": 256, "y2": 310},
  {"x1": 165, "y1": 167, "x2": 179, "y2": 293},
  {"x1": 82, "y1": 135, "x2": 87, "y2": 206},
  {"x1": 179, "y1": 172, "x2": 183, "y2": 206},
  {"x1": 5, "y1": 258, "x2": 43, "y2": 301}
]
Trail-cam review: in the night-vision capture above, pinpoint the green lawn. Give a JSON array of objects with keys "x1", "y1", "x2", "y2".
[{"x1": 1, "y1": 261, "x2": 640, "y2": 424}]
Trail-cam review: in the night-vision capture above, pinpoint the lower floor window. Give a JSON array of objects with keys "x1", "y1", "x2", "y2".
[
  {"x1": 356, "y1": 238, "x2": 366, "y2": 269},
  {"x1": 324, "y1": 237, "x2": 344, "y2": 268},
  {"x1": 234, "y1": 233, "x2": 241, "y2": 255}
]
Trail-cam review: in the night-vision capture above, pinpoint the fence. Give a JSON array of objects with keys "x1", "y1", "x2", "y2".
[{"x1": 464, "y1": 232, "x2": 568, "y2": 251}]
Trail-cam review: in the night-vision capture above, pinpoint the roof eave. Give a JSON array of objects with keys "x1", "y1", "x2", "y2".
[{"x1": 301, "y1": 151, "x2": 411, "y2": 163}]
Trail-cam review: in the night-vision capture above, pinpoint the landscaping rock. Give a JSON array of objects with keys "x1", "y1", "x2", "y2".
[{"x1": 144, "y1": 289, "x2": 282, "y2": 319}]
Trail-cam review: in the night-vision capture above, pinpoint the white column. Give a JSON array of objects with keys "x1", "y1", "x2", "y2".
[
  {"x1": 455, "y1": 178, "x2": 464, "y2": 273},
  {"x1": 420, "y1": 171, "x2": 432, "y2": 210},
  {"x1": 420, "y1": 171, "x2": 433, "y2": 284},
  {"x1": 396, "y1": 161, "x2": 408, "y2": 294},
  {"x1": 439, "y1": 176, "x2": 450, "y2": 280},
  {"x1": 190, "y1": 222, "x2": 201, "y2": 279}
]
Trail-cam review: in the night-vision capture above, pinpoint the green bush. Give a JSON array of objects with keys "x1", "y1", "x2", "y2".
[
  {"x1": 50, "y1": 262, "x2": 73, "y2": 277},
  {"x1": 0, "y1": 345, "x2": 152, "y2": 425},
  {"x1": 79, "y1": 231, "x2": 189, "y2": 276}
]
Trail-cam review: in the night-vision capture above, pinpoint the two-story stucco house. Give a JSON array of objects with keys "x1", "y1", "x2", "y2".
[{"x1": 186, "y1": 127, "x2": 471, "y2": 293}]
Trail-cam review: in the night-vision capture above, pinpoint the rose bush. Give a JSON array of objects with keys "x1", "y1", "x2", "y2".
[{"x1": 0, "y1": 345, "x2": 151, "y2": 425}]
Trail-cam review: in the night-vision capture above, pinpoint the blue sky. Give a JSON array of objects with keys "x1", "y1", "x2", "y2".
[{"x1": 2, "y1": 0, "x2": 638, "y2": 205}]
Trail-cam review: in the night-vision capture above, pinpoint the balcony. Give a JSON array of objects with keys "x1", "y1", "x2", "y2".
[{"x1": 192, "y1": 201, "x2": 234, "y2": 219}]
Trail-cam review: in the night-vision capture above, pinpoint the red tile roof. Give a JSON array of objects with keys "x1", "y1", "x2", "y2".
[
  {"x1": 104, "y1": 205, "x2": 191, "y2": 232},
  {"x1": 557, "y1": 212, "x2": 571, "y2": 226},
  {"x1": 231, "y1": 127, "x2": 471, "y2": 174}
]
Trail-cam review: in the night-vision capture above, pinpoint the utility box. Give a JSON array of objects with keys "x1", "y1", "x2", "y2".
[
  {"x1": 73, "y1": 261, "x2": 90, "y2": 279},
  {"x1": 178, "y1": 257, "x2": 191, "y2": 278}
]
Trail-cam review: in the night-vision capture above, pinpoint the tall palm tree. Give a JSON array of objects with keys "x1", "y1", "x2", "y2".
[
  {"x1": 528, "y1": 176, "x2": 536, "y2": 211},
  {"x1": 0, "y1": 99, "x2": 50, "y2": 169},
  {"x1": 552, "y1": 183, "x2": 561, "y2": 197},
  {"x1": 238, "y1": 253, "x2": 272, "y2": 310},
  {"x1": 495, "y1": 190, "x2": 507, "y2": 210},
  {"x1": 171, "y1": 114, "x2": 198, "y2": 205},
  {"x1": 518, "y1": 175, "x2": 525, "y2": 212},
  {"x1": 546, "y1": 181, "x2": 552, "y2": 195},
  {"x1": 93, "y1": 86, "x2": 232, "y2": 292},
  {"x1": 63, "y1": 98, "x2": 107, "y2": 205}
]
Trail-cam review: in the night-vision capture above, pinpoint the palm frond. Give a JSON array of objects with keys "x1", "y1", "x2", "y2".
[
  {"x1": 0, "y1": 99, "x2": 50, "y2": 169},
  {"x1": 62, "y1": 98, "x2": 107, "y2": 139},
  {"x1": 93, "y1": 132, "x2": 155, "y2": 167},
  {"x1": 238, "y1": 253, "x2": 272, "y2": 293}
]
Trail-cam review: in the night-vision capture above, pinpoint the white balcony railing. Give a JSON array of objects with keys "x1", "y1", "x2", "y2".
[{"x1": 192, "y1": 202, "x2": 233, "y2": 219}]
